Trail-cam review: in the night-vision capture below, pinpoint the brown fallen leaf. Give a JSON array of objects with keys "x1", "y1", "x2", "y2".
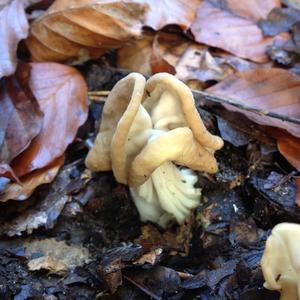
[
  {"x1": 0, "y1": 155, "x2": 64, "y2": 202},
  {"x1": 225, "y1": 0, "x2": 281, "y2": 22},
  {"x1": 191, "y1": 0, "x2": 280, "y2": 62},
  {"x1": 118, "y1": 31, "x2": 272, "y2": 87},
  {"x1": 283, "y1": 0, "x2": 300, "y2": 9},
  {"x1": 266, "y1": 128, "x2": 300, "y2": 171},
  {"x1": 0, "y1": 0, "x2": 29, "y2": 77},
  {"x1": 0, "y1": 63, "x2": 43, "y2": 168},
  {"x1": 117, "y1": 32, "x2": 189, "y2": 76},
  {"x1": 26, "y1": 238, "x2": 90, "y2": 275},
  {"x1": 28, "y1": 256, "x2": 68, "y2": 275},
  {"x1": 144, "y1": 0, "x2": 201, "y2": 30},
  {"x1": 11, "y1": 63, "x2": 88, "y2": 177},
  {"x1": 0, "y1": 162, "x2": 77, "y2": 236},
  {"x1": 207, "y1": 68, "x2": 300, "y2": 137},
  {"x1": 133, "y1": 248, "x2": 163, "y2": 266},
  {"x1": 137, "y1": 221, "x2": 193, "y2": 256},
  {"x1": 117, "y1": 32, "x2": 155, "y2": 76},
  {"x1": 25, "y1": 0, "x2": 147, "y2": 62},
  {"x1": 259, "y1": 7, "x2": 300, "y2": 36},
  {"x1": 175, "y1": 47, "x2": 270, "y2": 84}
]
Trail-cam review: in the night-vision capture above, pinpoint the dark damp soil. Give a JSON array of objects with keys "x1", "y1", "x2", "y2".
[{"x1": 1, "y1": 62, "x2": 297, "y2": 300}]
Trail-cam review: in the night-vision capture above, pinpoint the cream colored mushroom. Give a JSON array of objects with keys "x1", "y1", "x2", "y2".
[
  {"x1": 261, "y1": 223, "x2": 300, "y2": 300},
  {"x1": 85, "y1": 72, "x2": 223, "y2": 227}
]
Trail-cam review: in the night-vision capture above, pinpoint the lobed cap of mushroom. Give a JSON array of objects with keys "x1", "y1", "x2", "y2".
[
  {"x1": 85, "y1": 72, "x2": 146, "y2": 176},
  {"x1": 85, "y1": 72, "x2": 223, "y2": 187},
  {"x1": 145, "y1": 73, "x2": 224, "y2": 151},
  {"x1": 261, "y1": 222, "x2": 300, "y2": 300},
  {"x1": 128, "y1": 127, "x2": 219, "y2": 187}
]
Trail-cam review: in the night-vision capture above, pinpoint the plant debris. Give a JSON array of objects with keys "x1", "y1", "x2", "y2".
[{"x1": 0, "y1": 0, "x2": 300, "y2": 299}]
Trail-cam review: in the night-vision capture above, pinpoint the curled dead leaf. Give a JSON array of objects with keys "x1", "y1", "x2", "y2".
[
  {"x1": 26, "y1": 0, "x2": 147, "y2": 62},
  {"x1": 117, "y1": 32, "x2": 190, "y2": 76},
  {"x1": 267, "y1": 128, "x2": 300, "y2": 171},
  {"x1": 0, "y1": 0, "x2": 29, "y2": 77},
  {"x1": 26, "y1": 238, "x2": 90, "y2": 275},
  {"x1": 0, "y1": 155, "x2": 64, "y2": 202},
  {"x1": 0, "y1": 63, "x2": 43, "y2": 167},
  {"x1": 259, "y1": 7, "x2": 300, "y2": 36},
  {"x1": 144, "y1": 0, "x2": 200, "y2": 30},
  {"x1": 11, "y1": 63, "x2": 88, "y2": 177},
  {"x1": 225, "y1": 0, "x2": 281, "y2": 22},
  {"x1": 207, "y1": 68, "x2": 300, "y2": 137},
  {"x1": 191, "y1": 0, "x2": 280, "y2": 62}
]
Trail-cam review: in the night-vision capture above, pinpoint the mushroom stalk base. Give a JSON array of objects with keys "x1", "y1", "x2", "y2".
[{"x1": 130, "y1": 161, "x2": 201, "y2": 228}]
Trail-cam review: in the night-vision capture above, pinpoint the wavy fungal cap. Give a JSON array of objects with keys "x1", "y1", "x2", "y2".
[
  {"x1": 261, "y1": 223, "x2": 300, "y2": 300},
  {"x1": 85, "y1": 72, "x2": 223, "y2": 227}
]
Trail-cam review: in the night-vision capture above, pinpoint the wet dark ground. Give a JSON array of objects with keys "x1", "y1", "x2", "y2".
[{"x1": 0, "y1": 63, "x2": 298, "y2": 300}]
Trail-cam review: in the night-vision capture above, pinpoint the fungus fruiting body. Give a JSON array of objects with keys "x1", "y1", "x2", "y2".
[
  {"x1": 86, "y1": 72, "x2": 223, "y2": 227},
  {"x1": 261, "y1": 222, "x2": 300, "y2": 300}
]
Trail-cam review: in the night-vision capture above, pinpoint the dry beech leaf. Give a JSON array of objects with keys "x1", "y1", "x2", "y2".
[
  {"x1": 224, "y1": 0, "x2": 281, "y2": 22},
  {"x1": 117, "y1": 32, "x2": 270, "y2": 85},
  {"x1": 0, "y1": 0, "x2": 29, "y2": 77},
  {"x1": 118, "y1": 32, "x2": 193, "y2": 76},
  {"x1": 191, "y1": 0, "x2": 280, "y2": 62},
  {"x1": 283, "y1": 0, "x2": 300, "y2": 9},
  {"x1": 26, "y1": 238, "x2": 90, "y2": 275},
  {"x1": 25, "y1": 0, "x2": 147, "y2": 62},
  {"x1": 175, "y1": 47, "x2": 270, "y2": 84},
  {"x1": 11, "y1": 63, "x2": 88, "y2": 177},
  {"x1": 0, "y1": 163, "x2": 76, "y2": 236},
  {"x1": 266, "y1": 128, "x2": 300, "y2": 171},
  {"x1": 259, "y1": 7, "x2": 300, "y2": 36},
  {"x1": 0, "y1": 63, "x2": 43, "y2": 167},
  {"x1": 117, "y1": 33, "x2": 155, "y2": 76},
  {"x1": 144, "y1": 0, "x2": 201, "y2": 30},
  {"x1": 0, "y1": 155, "x2": 64, "y2": 202},
  {"x1": 207, "y1": 68, "x2": 300, "y2": 137}
]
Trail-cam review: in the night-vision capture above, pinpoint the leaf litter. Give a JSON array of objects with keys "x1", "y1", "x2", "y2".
[{"x1": 0, "y1": 0, "x2": 300, "y2": 299}]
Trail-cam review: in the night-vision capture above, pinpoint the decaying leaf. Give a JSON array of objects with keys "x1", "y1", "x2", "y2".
[
  {"x1": 118, "y1": 32, "x2": 262, "y2": 85},
  {"x1": 117, "y1": 32, "x2": 155, "y2": 76},
  {"x1": 283, "y1": 0, "x2": 300, "y2": 9},
  {"x1": 0, "y1": 63, "x2": 43, "y2": 168},
  {"x1": 138, "y1": 221, "x2": 193, "y2": 255},
  {"x1": 26, "y1": 0, "x2": 147, "y2": 62},
  {"x1": 191, "y1": 0, "x2": 280, "y2": 62},
  {"x1": 293, "y1": 21, "x2": 300, "y2": 51},
  {"x1": 26, "y1": 238, "x2": 90, "y2": 275},
  {"x1": 224, "y1": 0, "x2": 281, "y2": 21},
  {"x1": 0, "y1": 155, "x2": 64, "y2": 202},
  {"x1": 144, "y1": 0, "x2": 200, "y2": 30},
  {"x1": 0, "y1": 162, "x2": 77, "y2": 236},
  {"x1": 11, "y1": 63, "x2": 88, "y2": 178},
  {"x1": 0, "y1": 0, "x2": 29, "y2": 77},
  {"x1": 207, "y1": 68, "x2": 300, "y2": 137},
  {"x1": 267, "y1": 128, "x2": 300, "y2": 171},
  {"x1": 174, "y1": 47, "x2": 270, "y2": 84},
  {"x1": 117, "y1": 32, "x2": 190, "y2": 76},
  {"x1": 259, "y1": 7, "x2": 300, "y2": 36},
  {"x1": 28, "y1": 256, "x2": 68, "y2": 275}
]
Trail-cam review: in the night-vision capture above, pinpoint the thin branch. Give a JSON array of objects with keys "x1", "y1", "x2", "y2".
[
  {"x1": 88, "y1": 88, "x2": 300, "y2": 125},
  {"x1": 192, "y1": 89, "x2": 300, "y2": 125}
]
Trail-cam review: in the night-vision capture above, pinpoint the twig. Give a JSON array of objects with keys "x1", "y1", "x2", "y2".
[
  {"x1": 88, "y1": 91, "x2": 110, "y2": 96},
  {"x1": 87, "y1": 88, "x2": 300, "y2": 125},
  {"x1": 123, "y1": 275, "x2": 162, "y2": 300},
  {"x1": 191, "y1": 89, "x2": 300, "y2": 125}
]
